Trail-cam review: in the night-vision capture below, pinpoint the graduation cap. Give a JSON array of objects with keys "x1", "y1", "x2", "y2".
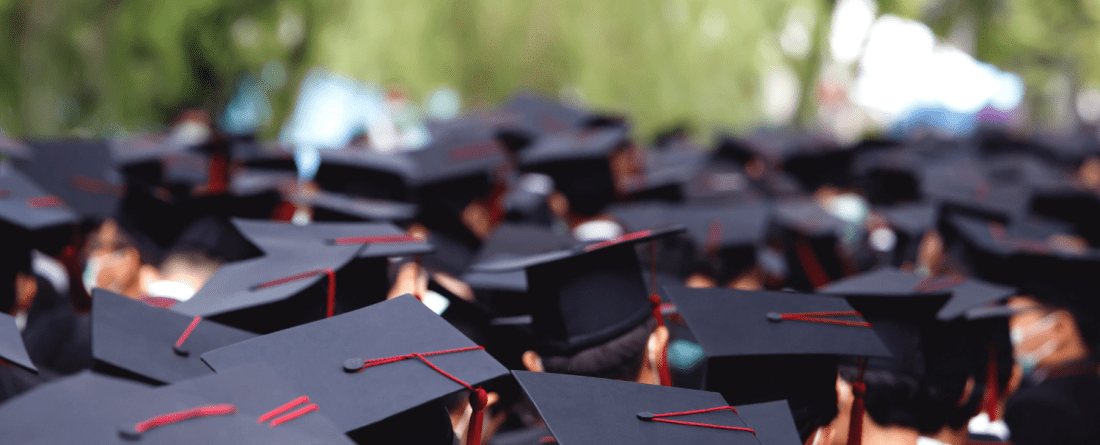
[
  {"x1": 0, "y1": 312, "x2": 37, "y2": 373},
  {"x1": 771, "y1": 199, "x2": 848, "y2": 290},
  {"x1": 875, "y1": 203, "x2": 938, "y2": 266},
  {"x1": 170, "y1": 239, "x2": 364, "y2": 334},
  {"x1": 0, "y1": 371, "x2": 324, "y2": 445},
  {"x1": 513, "y1": 370, "x2": 759, "y2": 445},
  {"x1": 501, "y1": 173, "x2": 555, "y2": 225},
  {"x1": 201, "y1": 295, "x2": 509, "y2": 443},
  {"x1": 461, "y1": 223, "x2": 574, "y2": 314},
  {"x1": 500, "y1": 92, "x2": 598, "y2": 136},
  {"x1": 472, "y1": 227, "x2": 685, "y2": 355},
  {"x1": 90, "y1": 289, "x2": 256, "y2": 384},
  {"x1": 818, "y1": 267, "x2": 1015, "y2": 321},
  {"x1": 230, "y1": 218, "x2": 433, "y2": 259},
  {"x1": 307, "y1": 190, "x2": 419, "y2": 222},
  {"x1": 518, "y1": 127, "x2": 631, "y2": 217},
  {"x1": 735, "y1": 400, "x2": 803, "y2": 445},
  {"x1": 921, "y1": 159, "x2": 1032, "y2": 224},
  {"x1": 0, "y1": 166, "x2": 80, "y2": 256},
  {"x1": 0, "y1": 166, "x2": 80, "y2": 233},
  {"x1": 851, "y1": 146, "x2": 926, "y2": 205},
  {"x1": 675, "y1": 204, "x2": 771, "y2": 285},
  {"x1": 160, "y1": 363, "x2": 355, "y2": 445},
  {"x1": 662, "y1": 286, "x2": 888, "y2": 408},
  {"x1": 1028, "y1": 186, "x2": 1100, "y2": 247},
  {"x1": 313, "y1": 149, "x2": 416, "y2": 202},
  {"x1": 15, "y1": 139, "x2": 125, "y2": 221},
  {"x1": 817, "y1": 277, "x2": 953, "y2": 381}
]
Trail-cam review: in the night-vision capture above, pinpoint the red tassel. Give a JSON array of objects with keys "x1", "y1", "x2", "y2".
[
  {"x1": 467, "y1": 387, "x2": 489, "y2": 445},
  {"x1": 847, "y1": 358, "x2": 867, "y2": 445},
  {"x1": 794, "y1": 237, "x2": 831, "y2": 289},
  {"x1": 252, "y1": 268, "x2": 336, "y2": 318},
  {"x1": 980, "y1": 342, "x2": 1000, "y2": 420}
]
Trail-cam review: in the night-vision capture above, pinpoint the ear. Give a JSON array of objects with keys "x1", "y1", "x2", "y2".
[
  {"x1": 460, "y1": 200, "x2": 493, "y2": 240},
  {"x1": 646, "y1": 325, "x2": 670, "y2": 372},
  {"x1": 958, "y1": 377, "x2": 976, "y2": 407},
  {"x1": 522, "y1": 350, "x2": 545, "y2": 373},
  {"x1": 13, "y1": 272, "x2": 38, "y2": 313},
  {"x1": 547, "y1": 191, "x2": 569, "y2": 219}
]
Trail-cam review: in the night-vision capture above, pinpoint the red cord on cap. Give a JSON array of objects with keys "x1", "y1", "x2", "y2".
[
  {"x1": 793, "y1": 236, "x2": 831, "y2": 289},
  {"x1": 346, "y1": 346, "x2": 488, "y2": 445},
  {"x1": 637, "y1": 406, "x2": 755, "y2": 434},
  {"x1": 27, "y1": 195, "x2": 62, "y2": 208},
  {"x1": 584, "y1": 230, "x2": 652, "y2": 252},
  {"x1": 257, "y1": 396, "x2": 311, "y2": 424},
  {"x1": 647, "y1": 241, "x2": 672, "y2": 387},
  {"x1": 847, "y1": 358, "x2": 868, "y2": 445},
  {"x1": 330, "y1": 235, "x2": 422, "y2": 245},
  {"x1": 126, "y1": 404, "x2": 238, "y2": 436},
  {"x1": 173, "y1": 316, "x2": 202, "y2": 352},
  {"x1": 771, "y1": 311, "x2": 872, "y2": 328},
  {"x1": 253, "y1": 268, "x2": 336, "y2": 318},
  {"x1": 258, "y1": 396, "x2": 319, "y2": 427},
  {"x1": 71, "y1": 174, "x2": 126, "y2": 197},
  {"x1": 980, "y1": 342, "x2": 1000, "y2": 420}
]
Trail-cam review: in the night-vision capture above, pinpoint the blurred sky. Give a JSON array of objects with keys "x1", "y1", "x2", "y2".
[{"x1": 1, "y1": 0, "x2": 1097, "y2": 144}]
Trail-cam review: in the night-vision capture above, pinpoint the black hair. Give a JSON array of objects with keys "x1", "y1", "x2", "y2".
[
  {"x1": 0, "y1": 237, "x2": 33, "y2": 314},
  {"x1": 539, "y1": 318, "x2": 656, "y2": 382},
  {"x1": 840, "y1": 367, "x2": 922, "y2": 430}
]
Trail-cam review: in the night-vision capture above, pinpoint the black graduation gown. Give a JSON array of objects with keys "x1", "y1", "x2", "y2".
[
  {"x1": 20, "y1": 281, "x2": 92, "y2": 375},
  {"x1": 1004, "y1": 359, "x2": 1100, "y2": 445}
]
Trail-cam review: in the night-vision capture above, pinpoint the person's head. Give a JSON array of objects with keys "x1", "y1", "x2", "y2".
[
  {"x1": 1007, "y1": 294, "x2": 1094, "y2": 374},
  {"x1": 0, "y1": 238, "x2": 36, "y2": 315},
  {"x1": 521, "y1": 318, "x2": 669, "y2": 384},
  {"x1": 83, "y1": 218, "x2": 154, "y2": 298}
]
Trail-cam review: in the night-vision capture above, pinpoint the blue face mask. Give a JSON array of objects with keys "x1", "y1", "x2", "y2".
[{"x1": 1011, "y1": 313, "x2": 1058, "y2": 375}]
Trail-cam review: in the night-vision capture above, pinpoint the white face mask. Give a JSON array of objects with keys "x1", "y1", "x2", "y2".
[
  {"x1": 82, "y1": 257, "x2": 102, "y2": 295},
  {"x1": 1010, "y1": 313, "x2": 1058, "y2": 374}
]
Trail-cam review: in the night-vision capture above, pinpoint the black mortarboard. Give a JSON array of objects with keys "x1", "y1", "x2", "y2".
[
  {"x1": 171, "y1": 240, "x2": 363, "y2": 334},
  {"x1": 473, "y1": 227, "x2": 685, "y2": 354},
  {"x1": 681, "y1": 160, "x2": 769, "y2": 205},
  {"x1": 735, "y1": 400, "x2": 802, "y2": 445},
  {"x1": 0, "y1": 166, "x2": 79, "y2": 256},
  {"x1": 502, "y1": 172, "x2": 555, "y2": 225},
  {"x1": 921, "y1": 160, "x2": 1032, "y2": 224},
  {"x1": 817, "y1": 280, "x2": 952, "y2": 379},
  {"x1": 91, "y1": 289, "x2": 256, "y2": 384},
  {"x1": 228, "y1": 139, "x2": 297, "y2": 172},
  {"x1": 313, "y1": 149, "x2": 416, "y2": 202},
  {"x1": 0, "y1": 166, "x2": 80, "y2": 232},
  {"x1": 662, "y1": 286, "x2": 888, "y2": 405},
  {"x1": 771, "y1": 199, "x2": 848, "y2": 290},
  {"x1": 307, "y1": 190, "x2": 419, "y2": 222},
  {"x1": 607, "y1": 202, "x2": 698, "y2": 289},
  {"x1": 514, "y1": 370, "x2": 759, "y2": 445},
  {"x1": 500, "y1": 92, "x2": 594, "y2": 136},
  {"x1": 519, "y1": 127, "x2": 630, "y2": 217},
  {"x1": 15, "y1": 139, "x2": 125, "y2": 221},
  {"x1": 852, "y1": 146, "x2": 925, "y2": 205},
  {"x1": 230, "y1": 218, "x2": 433, "y2": 259},
  {"x1": 0, "y1": 312, "x2": 36, "y2": 373},
  {"x1": 818, "y1": 267, "x2": 1015, "y2": 321},
  {"x1": 675, "y1": 204, "x2": 772, "y2": 284},
  {"x1": 462, "y1": 223, "x2": 574, "y2": 314},
  {"x1": 876, "y1": 203, "x2": 938, "y2": 266},
  {"x1": 201, "y1": 295, "x2": 509, "y2": 437},
  {"x1": 1028, "y1": 187, "x2": 1100, "y2": 247},
  {"x1": 0, "y1": 371, "x2": 324, "y2": 445},
  {"x1": 161, "y1": 363, "x2": 354, "y2": 445}
]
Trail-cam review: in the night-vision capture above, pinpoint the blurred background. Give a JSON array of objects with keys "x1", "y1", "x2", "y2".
[{"x1": 2, "y1": 0, "x2": 1097, "y2": 144}]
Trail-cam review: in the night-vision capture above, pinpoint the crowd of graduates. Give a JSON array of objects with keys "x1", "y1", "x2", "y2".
[{"x1": 1, "y1": 91, "x2": 1100, "y2": 445}]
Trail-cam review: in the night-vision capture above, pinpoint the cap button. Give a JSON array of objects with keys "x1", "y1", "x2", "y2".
[
  {"x1": 172, "y1": 345, "x2": 190, "y2": 357},
  {"x1": 636, "y1": 412, "x2": 655, "y2": 421},
  {"x1": 118, "y1": 427, "x2": 141, "y2": 441},
  {"x1": 766, "y1": 312, "x2": 784, "y2": 322},
  {"x1": 343, "y1": 358, "x2": 364, "y2": 373}
]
